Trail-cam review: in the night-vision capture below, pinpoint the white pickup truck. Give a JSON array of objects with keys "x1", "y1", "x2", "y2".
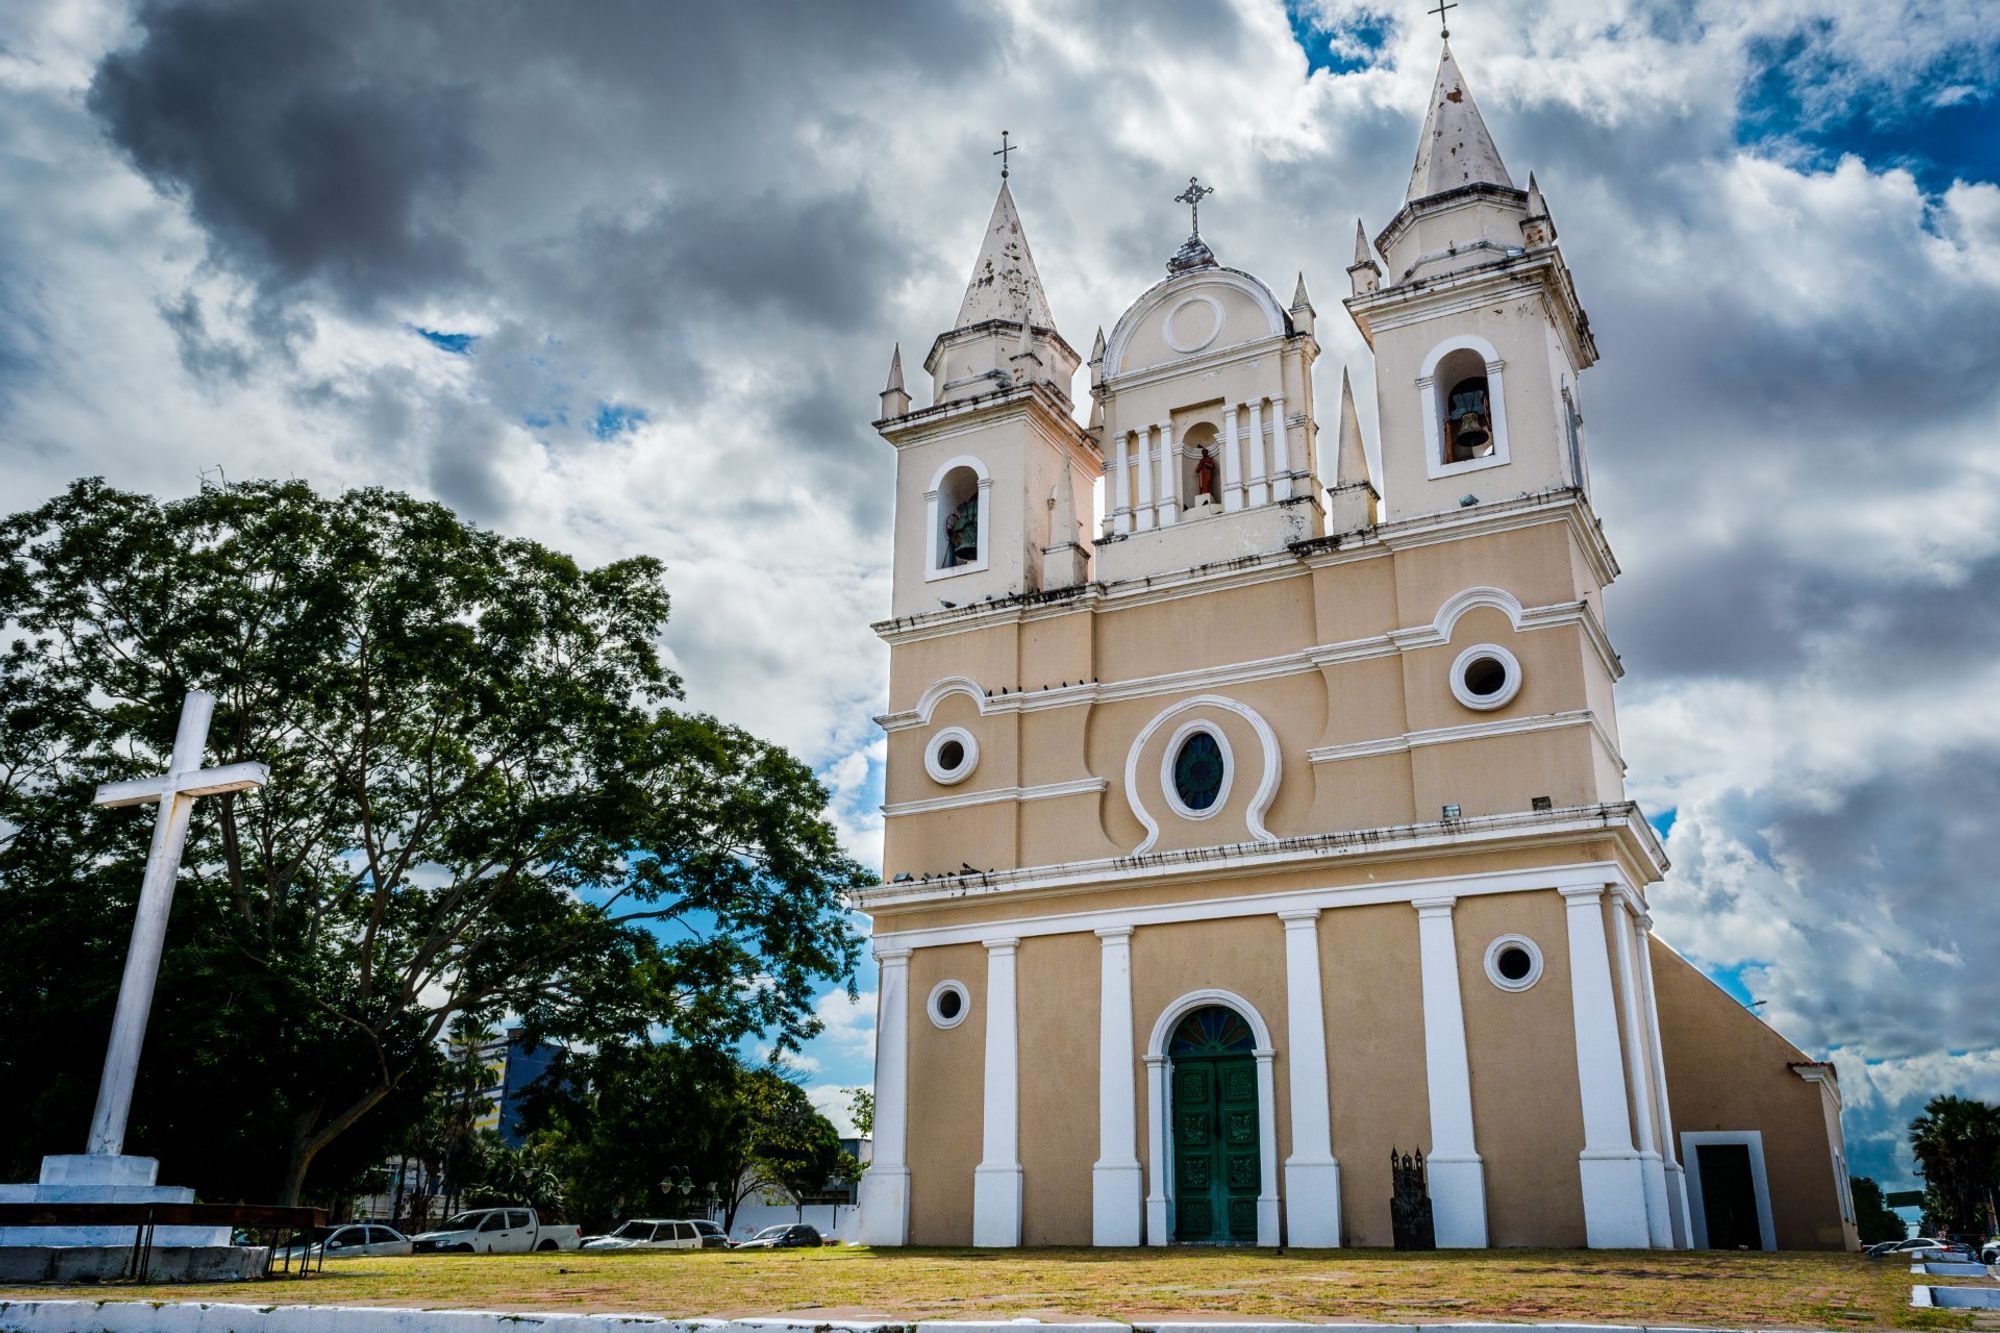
[{"x1": 410, "y1": 1206, "x2": 582, "y2": 1254}]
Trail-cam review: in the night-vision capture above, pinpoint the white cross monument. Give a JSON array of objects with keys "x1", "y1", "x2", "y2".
[{"x1": 0, "y1": 689, "x2": 268, "y2": 1250}]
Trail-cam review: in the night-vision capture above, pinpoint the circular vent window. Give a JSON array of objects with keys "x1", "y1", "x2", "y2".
[
  {"x1": 1450, "y1": 643, "x2": 1522, "y2": 711},
  {"x1": 1483, "y1": 934, "x2": 1544, "y2": 992},
  {"x1": 927, "y1": 980, "x2": 970, "y2": 1029},
  {"x1": 925, "y1": 727, "x2": 978, "y2": 785}
]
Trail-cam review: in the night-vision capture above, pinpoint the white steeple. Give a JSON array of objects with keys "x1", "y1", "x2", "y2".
[
  {"x1": 1406, "y1": 42, "x2": 1512, "y2": 203},
  {"x1": 879, "y1": 343, "x2": 911, "y2": 419},
  {"x1": 1325, "y1": 368, "x2": 1379, "y2": 533},
  {"x1": 956, "y1": 181, "x2": 1056, "y2": 330}
]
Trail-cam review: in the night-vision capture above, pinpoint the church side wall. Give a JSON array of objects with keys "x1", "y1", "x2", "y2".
[
  {"x1": 1455, "y1": 889, "x2": 1589, "y2": 1247},
  {"x1": 905, "y1": 942, "x2": 988, "y2": 1246},
  {"x1": 1321, "y1": 903, "x2": 1431, "y2": 1247},
  {"x1": 1650, "y1": 938, "x2": 1853, "y2": 1250},
  {"x1": 1016, "y1": 932, "x2": 1099, "y2": 1246}
]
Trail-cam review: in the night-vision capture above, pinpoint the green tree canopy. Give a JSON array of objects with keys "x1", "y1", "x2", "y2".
[
  {"x1": 1848, "y1": 1175, "x2": 1908, "y2": 1246},
  {"x1": 1909, "y1": 1095, "x2": 2000, "y2": 1237},
  {"x1": 0, "y1": 478, "x2": 867, "y2": 1204}
]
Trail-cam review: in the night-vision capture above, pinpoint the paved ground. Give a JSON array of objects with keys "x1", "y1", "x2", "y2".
[{"x1": 16, "y1": 1247, "x2": 1968, "y2": 1331}]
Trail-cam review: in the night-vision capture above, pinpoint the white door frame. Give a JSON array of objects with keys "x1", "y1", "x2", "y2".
[
  {"x1": 1680, "y1": 1130, "x2": 1776, "y2": 1251},
  {"x1": 1144, "y1": 988, "x2": 1281, "y2": 1247}
]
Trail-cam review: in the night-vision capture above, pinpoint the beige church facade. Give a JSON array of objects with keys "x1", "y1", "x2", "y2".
[{"x1": 853, "y1": 45, "x2": 1858, "y2": 1252}]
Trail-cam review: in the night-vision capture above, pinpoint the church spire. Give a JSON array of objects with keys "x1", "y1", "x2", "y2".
[
  {"x1": 1326, "y1": 368, "x2": 1379, "y2": 532},
  {"x1": 956, "y1": 180, "x2": 1056, "y2": 331},
  {"x1": 879, "y1": 343, "x2": 910, "y2": 419},
  {"x1": 1406, "y1": 42, "x2": 1512, "y2": 204}
]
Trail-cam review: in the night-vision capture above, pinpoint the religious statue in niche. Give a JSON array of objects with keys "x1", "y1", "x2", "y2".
[
  {"x1": 1194, "y1": 447, "x2": 1219, "y2": 505},
  {"x1": 945, "y1": 496, "x2": 979, "y2": 565},
  {"x1": 1447, "y1": 376, "x2": 1494, "y2": 462}
]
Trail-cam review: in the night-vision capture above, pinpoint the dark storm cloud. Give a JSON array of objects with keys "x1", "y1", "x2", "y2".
[{"x1": 89, "y1": 1, "x2": 485, "y2": 309}]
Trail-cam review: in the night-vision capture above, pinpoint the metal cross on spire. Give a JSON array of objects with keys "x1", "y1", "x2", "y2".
[
  {"x1": 85, "y1": 690, "x2": 268, "y2": 1158},
  {"x1": 1175, "y1": 176, "x2": 1215, "y2": 240},
  {"x1": 993, "y1": 129, "x2": 1019, "y2": 179},
  {"x1": 1428, "y1": 0, "x2": 1457, "y2": 39}
]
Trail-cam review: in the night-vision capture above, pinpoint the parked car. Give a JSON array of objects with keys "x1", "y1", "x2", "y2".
[
  {"x1": 1871, "y1": 1236, "x2": 1967, "y2": 1258},
  {"x1": 733, "y1": 1223, "x2": 823, "y2": 1250},
  {"x1": 274, "y1": 1223, "x2": 413, "y2": 1262},
  {"x1": 1980, "y1": 1237, "x2": 1999, "y2": 1265},
  {"x1": 409, "y1": 1206, "x2": 583, "y2": 1254},
  {"x1": 581, "y1": 1218, "x2": 729, "y2": 1251}
]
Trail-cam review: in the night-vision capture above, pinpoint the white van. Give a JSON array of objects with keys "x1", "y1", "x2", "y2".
[{"x1": 580, "y1": 1218, "x2": 728, "y2": 1250}]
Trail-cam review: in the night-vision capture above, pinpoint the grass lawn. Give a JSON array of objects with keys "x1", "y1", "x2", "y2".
[{"x1": 21, "y1": 1247, "x2": 1968, "y2": 1331}]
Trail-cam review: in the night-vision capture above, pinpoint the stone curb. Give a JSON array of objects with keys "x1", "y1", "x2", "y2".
[{"x1": 0, "y1": 1308, "x2": 1857, "y2": 1333}]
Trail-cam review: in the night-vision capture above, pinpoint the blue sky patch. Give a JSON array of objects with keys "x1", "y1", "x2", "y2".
[
  {"x1": 410, "y1": 325, "x2": 477, "y2": 355},
  {"x1": 1649, "y1": 807, "x2": 1677, "y2": 841},
  {"x1": 1287, "y1": 3, "x2": 1394, "y2": 77},
  {"x1": 1739, "y1": 30, "x2": 2000, "y2": 193},
  {"x1": 590, "y1": 402, "x2": 648, "y2": 441}
]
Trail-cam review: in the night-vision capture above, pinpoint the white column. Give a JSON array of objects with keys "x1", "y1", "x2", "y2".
[
  {"x1": 1253, "y1": 1046, "x2": 1281, "y2": 1247},
  {"x1": 1613, "y1": 897, "x2": 1673, "y2": 1248},
  {"x1": 1280, "y1": 909, "x2": 1341, "y2": 1246},
  {"x1": 1112, "y1": 431, "x2": 1132, "y2": 536},
  {"x1": 1156, "y1": 419, "x2": 1179, "y2": 526},
  {"x1": 972, "y1": 937, "x2": 1023, "y2": 1247},
  {"x1": 856, "y1": 948, "x2": 911, "y2": 1245},
  {"x1": 1413, "y1": 896, "x2": 1488, "y2": 1247},
  {"x1": 1270, "y1": 394, "x2": 1293, "y2": 501},
  {"x1": 1222, "y1": 404, "x2": 1244, "y2": 512},
  {"x1": 1134, "y1": 427, "x2": 1156, "y2": 532},
  {"x1": 1246, "y1": 399, "x2": 1270, "y2": 506},
  {"x1": 1636, "y1": 914, "x2": 1693, "y2": 1246},
  {"x1": 1143, "y1": 1054, "x2": 1170, "y2": 1245},
  {"x1": 1561, "y1": 887, "x2": 1651, "y2": 1248},
  {"x1": 922, "y1": 491, "x2": 942, "y2": 573},
  {"x1": 1092, "y1": 928, "x2": 1143, "y2": 1246}
]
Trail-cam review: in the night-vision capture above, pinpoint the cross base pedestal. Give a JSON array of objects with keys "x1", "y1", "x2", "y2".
[{"x1": 0, "y1": 1155, "x2": 229, "y2": 1248}]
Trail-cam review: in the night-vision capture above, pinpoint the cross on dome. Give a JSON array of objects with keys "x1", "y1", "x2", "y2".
[{"x1": 1428, "y1": 0, "x2": 1457, "y2": 39}]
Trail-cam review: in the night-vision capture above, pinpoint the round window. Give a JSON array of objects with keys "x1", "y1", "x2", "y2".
[
  {"x1": 1483, "y1": 934, "x2": 1544, "y2": 992},
  {"x1": 927, "y1": 980, "x2": 970, "y2": 1029},
  {"x1": 1172, "y1": 730, "x2": 1226, "y2": 814},
  {"x1": 1450, "y1": 643, "x2": 1522, "y2": 711},
  {"x1": 925, "y1": 727, "x2": 978, "y2": 785}
]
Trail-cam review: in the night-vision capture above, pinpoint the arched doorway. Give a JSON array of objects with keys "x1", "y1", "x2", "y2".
[{"x1": 1167, "y1": 1005, "x2": 1261, "y2": 1243}]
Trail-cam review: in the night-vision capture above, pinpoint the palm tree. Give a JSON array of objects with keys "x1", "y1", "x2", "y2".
[{"x1": 1909, "y1": 1096, "x2": 2000, "y2": 1236}]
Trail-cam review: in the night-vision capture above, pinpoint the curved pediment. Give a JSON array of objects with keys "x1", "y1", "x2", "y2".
[{"x1": 1105, "y1": 267, "x2": 1288, "y2": 380}]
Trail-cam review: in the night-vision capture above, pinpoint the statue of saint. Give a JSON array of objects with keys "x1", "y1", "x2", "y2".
[{"x1": 1194, "y1": 447, "x2": 1219, "y2": 503}]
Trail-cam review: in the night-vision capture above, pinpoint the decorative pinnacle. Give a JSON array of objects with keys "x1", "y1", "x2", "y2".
[
  {"x1": 993, "y1": 129, "x2": 1019, "y2": 179},
  {"x1": 1175, "y1": 176, "x2": 1215, "y2": 240},
  {"x1": 1428, "y1": 0, "x2": 1456, "y2": 39}
]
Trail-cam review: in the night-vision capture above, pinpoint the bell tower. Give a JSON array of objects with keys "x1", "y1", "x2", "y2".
[
  {"x1": 878, "y1": 180, "x2": 1097, "y2": 619},
  {"x1": 1345, "y1": 42, "x2": 1597, "y2": 521}
]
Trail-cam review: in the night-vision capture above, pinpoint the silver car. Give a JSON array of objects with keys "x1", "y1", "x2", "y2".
[{"x1": 277, "y1": 1223, "x2": 413, "y2": 1262}]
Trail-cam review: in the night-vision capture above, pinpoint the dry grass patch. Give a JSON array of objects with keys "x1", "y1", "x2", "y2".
[{"x1": 26, "y1": 1247, "x2": 1970, "y2": 1331}]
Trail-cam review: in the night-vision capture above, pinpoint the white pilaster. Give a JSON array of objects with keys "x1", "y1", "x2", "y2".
[
  {"x1": 1561, "y1": 887, "x2": 1652, "y2": 1249},
  {"x1": 1134, "y1": 428, "x2": 1156, "y2": 532},
  {"x1": 1636, "y1": 915, "x2": 1693, "y2": 1247},
  {"x1": 1413, "y1": 896, "x2": 1487, "y2": 1247},
  {"x1": 1253, "y1": 1047, "x2": 1281, "y2": 1247},
  {"x1": 1246, "y1": 399, "x2": 1270, "y2": 506},
  {"x1": 1280, "y1": 909, "x2": 1341, "y2": 1246},
  {"x1": 1092, "y1": 927, "x2": 1144, "y2": 1246},
  {"x1": 1222, "y1": 404, "x2": 1244, "y2": 512},
  {"x1": 1270, "y1": 395, "x2": 1293, "y2": 501},
  {"x1": 1112, "y1": 431, "x2": 1132, "y2": 536},
  {"x1": 1613, "y1": 898, "x2": 1673, "y2": 1248},
  {"x1": 1156, "y1": 420, "x2": 1179, "y2": 526},
  {"x1": 1143, "y1": 1054, "x2": 1170, "y2": 1245},
  {"x1": 972, "y1": 937, "x2": 1023, "y2": 1247},
  {"x1": 856, "y1": 948, "x2": 911, "y2": 1246}
]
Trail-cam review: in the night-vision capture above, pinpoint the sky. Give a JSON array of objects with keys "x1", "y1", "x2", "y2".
[{"x1": 2, "y1": 0, "x2": 1996, "y2": 1191}]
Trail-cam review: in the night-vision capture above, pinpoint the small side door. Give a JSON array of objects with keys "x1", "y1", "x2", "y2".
[
  {"x1": 478, "y1": 1211, "x2": 509, "y2": 1253},
  {"x1": 669, "y1": 1222, "x2": 695, "y2": 1250},
  {"x1": 507, "y1": 1210, "x2": 535, "y2": 1252}
]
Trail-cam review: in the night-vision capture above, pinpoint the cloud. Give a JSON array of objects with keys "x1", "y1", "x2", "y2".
[{"x1": 3, "y1": 0, "x2": 1999, "y2": 1192}]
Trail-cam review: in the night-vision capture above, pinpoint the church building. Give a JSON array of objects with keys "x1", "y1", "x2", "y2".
[{"x1": 853, "y1": 42, "x2": 1858, "y2": 1252}]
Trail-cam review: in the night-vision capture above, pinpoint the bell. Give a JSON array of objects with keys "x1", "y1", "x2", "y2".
[{"x1": 1454, "y1": 411, "x2": 1490, "y2": 450}]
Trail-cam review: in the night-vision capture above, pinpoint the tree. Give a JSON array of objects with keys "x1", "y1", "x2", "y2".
[
  {"x1": 0, "y1": 478, "x2": 867, "y2": 1204},
  {"x1": 718, "y1": 1069, "x2": 853, "y2": 1231},
  {"x1": 1909, "y1": 1095, "x2": 2000, "y2": 1237},
  {"x1": 1849, "y1": 1175, "x2": 1908, "y2": 1245},
  {"x1": 845, "y1": 1086, "x2": 874, "y2": 1140}
]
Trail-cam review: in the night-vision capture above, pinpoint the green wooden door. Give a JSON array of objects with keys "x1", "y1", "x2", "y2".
[{"x1": 1169, "y1": 1007, "x2": 1260, "y2": 1244}]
